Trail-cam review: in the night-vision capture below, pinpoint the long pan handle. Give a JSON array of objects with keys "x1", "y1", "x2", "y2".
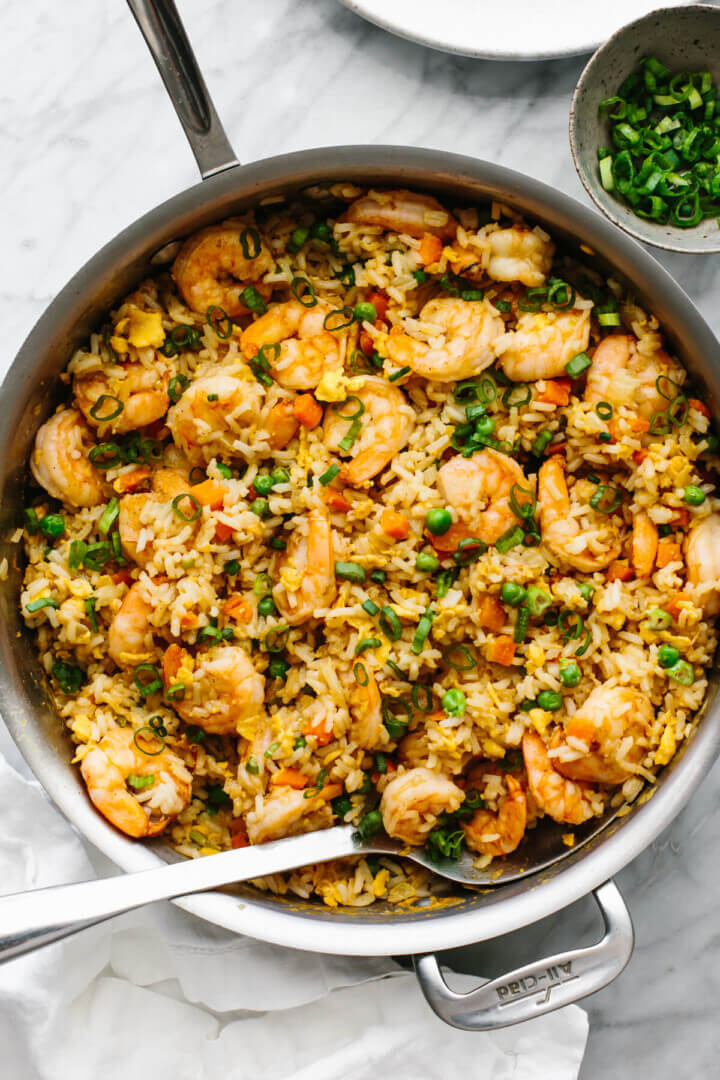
[
  {"x1": 126, "y1": 0, "x2": 239, "y2": 179},
  {"x1": 0, "y1": 826, "x2": 359, "y2": 965}
]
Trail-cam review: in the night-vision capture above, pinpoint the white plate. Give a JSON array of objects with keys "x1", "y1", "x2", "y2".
[{"x1": 339, "y1": 0, "x2": 692, "y2": 60}]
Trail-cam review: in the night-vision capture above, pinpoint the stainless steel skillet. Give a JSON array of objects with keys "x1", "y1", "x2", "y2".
[{"x1": 0, "y1": 0, "x2": 719, "y2": 1031}]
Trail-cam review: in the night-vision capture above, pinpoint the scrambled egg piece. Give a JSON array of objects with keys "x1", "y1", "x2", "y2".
[
  {"x1": 280, "y1": 566, "x2": 303, "y2": 593},
  {"x1": 314, "y1": 371, "x2": 366, "y2": 403},
  {"x1": 111, "y1": 305, "x2": 165, "y2": 353},
  {"x1": 237, "y1": 715, "x2": 259, "y2": 741},
  {"x1": 71, "y1": 717, "x2": 93, "y2": 742},
  {"x1": 562, "y1": 833, "x2": 576, "y2": 847},
  {"x1": 655, "y1": 723, "x2": 677, "y2": 766},
  {"x1": 482, "y1": 738, "x2": 506, "y2": 759},
  {"x1": 526, "y1": 643, "x2": 545, "y2": 674}
]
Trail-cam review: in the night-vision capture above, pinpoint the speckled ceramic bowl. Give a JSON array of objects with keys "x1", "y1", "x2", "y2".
[{"x1": 570, "y1": 4, "x2": 720, "y2": 253}]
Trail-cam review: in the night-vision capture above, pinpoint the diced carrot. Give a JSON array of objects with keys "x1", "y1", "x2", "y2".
[
  {"x1": 656, "y1": 540, "x2": 682, "y2": 569},
  {"x1": 672, "y1": 508, "x2": 691, "y2": 528},
  {"x1": 367, "y1": 291, "x2": 389, "y2": 321},
  {"x1": 487, "y1": 636, "x2": 517, "y2": 666},
  {"x1": 688, "y1": 397, "x2": 711, "y2": 419},
  {"x1": 224, "y1": 593, "x2": 253, "y2": 623},
  {"x1": 113, "y1": 465, "x2": 152, "y2": 494},
  {"x1": 180, "y1": 613, "x2": 199, "y2": 630},
  {"x1": 112, "y1": 569, "x2": 133, "y2": 586},
  {"x1": 606, "y1": 559, "x2": 633, "y2": 582},
  {"x1": 666, "y1": 591, "x2": 690, "y2": 621},
  {"x1": 546, "y1": 441, "x2": 568, "y2": 456},
  {"x1": 428, "y1": 521, "x2": 473, "y2": 553},
  {"x1": 419, "y1": 233, "x2": 443, "y2": 266},
  {"x1": 633, "y1": 449, "x2": 649, "y2": 465},
  {"x1": 230, "y1": 822, "x2": 250, "y2": 849},
  {"x1": 293, "y1": 393, "x2": 323, "y2": 429},
  {"x1": 381, "y1": 508, "x2": 410, "y2": 540},
  {"x1": 359, "y1": 330, "x2": 375, "y2": 357},
  {"x1": 323, "y1": 488, "x2": 351, "y2": 512},
  {"x1": 536, "y1": 378, "x2": 571, "y2": 407},
  {"x1": 478, "y1": 595, "x2": 506, "y2": 633},
  {"x1": 214, "y1": 521, "x2": 234, "y2": 543},
  {"x1": 271, "y1": 767, "x2": 308, "y2": 789},
  {"x1": 304, "y1": 716, "x2": 334, "y2": 746},
  {"x1": 318, "y1": 783, "x2": 343, "y2": 801},
  {"x1": 190, "y1": 478, "x2": 225, "y2": 509},
  {"x1": 162, "y1": 643, "x2": 189, "y2": 688}
]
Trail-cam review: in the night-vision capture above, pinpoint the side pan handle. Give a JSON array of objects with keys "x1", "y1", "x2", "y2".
[
  {"x1": 414, "y1": 880, "x2": 633, "y2": 1030},
  {"x1": 127, "y1": 0, "x2": 239, "y2": 179}
]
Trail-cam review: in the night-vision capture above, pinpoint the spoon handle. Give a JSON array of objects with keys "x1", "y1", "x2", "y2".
[{"x1": 0, "y1": 826, "x2": 359, "y2": 964}]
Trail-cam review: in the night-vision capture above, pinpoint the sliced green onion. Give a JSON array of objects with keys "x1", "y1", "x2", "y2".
[
  {"x1": 453, "y1": 538, "x2": 487, "y2": 566},
  {"x1": 335, "y1": 561, "x2": 366, "y2": 584},
  {"x1": 291, "y1": 277, "x2": 317, "y2": 307},
  {"x1": 388, "y1": 366, "x2": 411, "y2": 382},
  {"x1": 565, "y1": 352, "x2": 593, "y2": 378},
  {"x1": 323, "y1": 307, "x2": 354, "y2": 332},
  {"x1": 207, "y1": 305, "x2": 233, "y2": 338},
  {"x1": 319, "y1": 464, "x2": 340, "y2": 486},
  {"x1": 589, "y1": 484, "x2": 623, "y2": 513},
  {"x1": 411, "y1": 608, "x2": 435, "y2": 654},
  {"x1": 84, "y1": 596, "x2": 99, "y2": 632},
  {"x1": 513, "y1": 605, "x2": 530, "y2": 644},
  {"x1": 354, "y1": 662, "x2": 369, "y2": 686},
  {"x1": 89, "y1": 394, "x2": 123, "y2": 422},
  {"x1": 382, "y1": 696, "x2": 411, "y2": 738},
  {"x1": 362, "y1": 599, "x2": 380, "y2": 617},
  {"x1": 502, "y1": 384, "x2": 531, "y2": 409},
  {"x1": 83, "y1": 542, "x2": 111, "y2": 570},
  {"x1": 355, "y1": 636, "x2": 381, "y2": 655},
  {"x1": 495, "y1": 525, "x2": 525, "y2": 554},
  {"x1": 26, "y1": 596, "x2": 59, "y2": 613},
  {"x1": 98, "y1": 498, "x2": 119, "y2": 535},
  {"x1": 379, "y1": 605, "x2": 402, "y2": 641},
  {"x1": 240, "y1": 285, "x2": 267, "y2": 315},
  {"x1": 172, "y1": 494, "x2": 202, "y2": 522},
  {"x1": 412, "y1": 684, "x2": 434, "y2": 713},
  {"x1": 240, "y1": 227, "x2": 262, "y2": 259},
  {"x1": 264, "y1": 624, "x2": 290, "y2": 653},
  {"x1": 595, "y1": 401, "x2": 613, "y2": 420},
  {"x1": 442, "y1": 643, "x2": 476, "y2": 670}
]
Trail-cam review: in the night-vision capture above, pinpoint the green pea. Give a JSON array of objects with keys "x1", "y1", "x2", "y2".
[
  {"x1": 658, "y1": 644, "x2": 680, "y2": 668},
  {"x1": 216, "y1": 462, "x2": 233, "y2": 479},
  {"x1": 501, "y1": 582, "x2": 526, "y2": 607},
  {"x1": 703, "y1": 434, "x2": 720, "y2": 453},
  {"x1": 310, "y1": 221, "x2": 332, "y2": 243},
  {"x1": 357, "y1": 809, "x2": 382, "y2": 842},
  {"x1": 416, "y1": 551, "x2": 440, "y2": 573},
  {"x1": 224, "y1": 559, "x2": 240, "y2": 575},
  {"x1": 536, "y1": 690, "x2": 562, "y2": 711},
  {"x1": 251, "y1": 498, "x2": 270, "y2": 518},
  {"x1": 559, "y1": 661, "x2": 581, "y2": 688},
  {"x1": 268, "y1": 657, "x2": 290, "y2": 679},
  {"x1": 425, "y1": 508, "x2": 452, "y2": 536},
  {"x1": 441, "y1": 687, "x2": 466, "y2": 717},
  {"x1": 270, "y1": 467, "x2": 290, "y2": 486},
  {"x1": 40, "y1": 514, "x2": 65, "y2": 540},
  {"x1": 578, "y1": 583, "x2": 594, "y2": 603},
  {"x1": 253, "y1": 474, "x2": 274, "y2": 496},
  {"x1": 332, "y1": 794, "x2": 353, "y2": 818},
  {"x1": 475, "y1": 416, "x2": 495, "y2": 438},
  {"x1": 354, "y1": 301, "x2": 378, "y2": 324},
  {"x1": 268, "y1": 536, "x2": 287, "y2": 550},
  {"x1": 684, "y1": 485, "x2": 706, "y2": 506},
  {"x1": 257, "y1": 596, "x2": 277, "y2": 617}
]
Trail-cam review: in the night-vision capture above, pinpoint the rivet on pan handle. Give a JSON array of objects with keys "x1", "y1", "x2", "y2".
[
  {"x1": 413, "y1": 879, "x2": 633, "y2": 1030},
  {"x1": 127, "y1": 0, "x2": 239, "y2": 179}
]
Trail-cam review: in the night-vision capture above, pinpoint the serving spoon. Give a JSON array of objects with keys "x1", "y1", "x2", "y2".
[{"x1": 0, "y1": 808, "x2": 616, "y2": 964}]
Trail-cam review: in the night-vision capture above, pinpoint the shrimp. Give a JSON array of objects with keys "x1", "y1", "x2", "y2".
[
  {"x1": 632, "y1": 512, "x2": 658, "y2": 579},
  {"x1": 273, "y1": 506, "x2": 336, "y2": 625},
  {"x1": 498, "y1": 308, "x2": 591, "y2": 382},
  {"x1": 166, "y1": 371, "x2": 265, "y2": 466},
  {"x1": 522, "y1": 730, "x2": 595, "y2": 826},
  {"x1": 462, "y1": 773, "x2": 527, "y2": 856},
  {"x1": 339, "y1": 189, "x2": 457, "y2": 239},
  {"x1": 584, "y1": 335, "x2": 684, "y2": 422},
  {"x1": 265, "y1": 400, "x2": 299, "y2": 450},
  {"x1": 686, "y1": 513, "x2": 720, "y2": 616},
  {"x1": 172, "y1": 224, "x2": 274, "y2": 317},
  {"x1": 553, "y1": 684, "x2": 654, "y2": 785},
  {"x1": 349, "y1": 670, "x2": 386, "y2": 750},
  {"x1": 245, "y1": 786, "x2": 333, "y2": 844},
  {"x1": 171, "y1": 645, "x2": 265, "y2": 735},
  {"x1": 437, "y1": 448, "x2": 530, "y2": 545},
  {"x1": 379, "y1": 767, "x2": 465, "y2": 846},
  {"x1": 385, "y1": 298, "x2": 505, "y2": 382},
  {"x1": 241, "y1": 300, "x2": 342, "y2": 390},
  {"x1": 537, "y1": 455, "x2": 622, "y2": 572},
  {"x1": 322, "y1": 376, "x2": 415, "y2": 485},
  {"x1": 108, "y1": 582, "x2": 154, "y2": 668},
  {"x1": 30, "y1": 408, "x2": 105, "y2": 508},
  {"x1": 118, "y1": 468, "x2": 194, "y2": 567},
  {"x1": 80, "y1": 727, "x2": 191, "y2": 838},
  {"x1": 74, "y1": 362, "x2": 169, "y2": 435},
  {"x1": 487, "y1": 227, "x2": 555, "y2": 288}
]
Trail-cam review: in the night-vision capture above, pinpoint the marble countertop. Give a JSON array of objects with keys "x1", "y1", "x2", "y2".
[{"x1": 3, "y1": 1, "x2": 720, "y2": 1075}]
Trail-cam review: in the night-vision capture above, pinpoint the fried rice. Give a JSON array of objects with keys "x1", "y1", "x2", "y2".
[{"x1": 19, "y1": 184, "x2": 720, "y2": 909}]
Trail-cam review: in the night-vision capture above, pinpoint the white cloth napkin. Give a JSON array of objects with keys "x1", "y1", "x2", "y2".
[{"x1": 0, "y1": 730, "x2": 588, "y2": 1079}]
